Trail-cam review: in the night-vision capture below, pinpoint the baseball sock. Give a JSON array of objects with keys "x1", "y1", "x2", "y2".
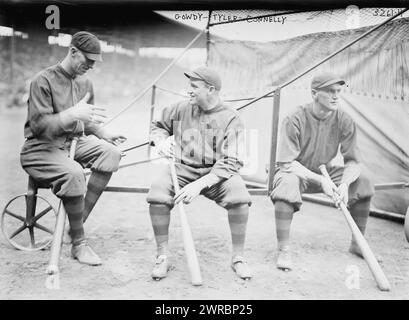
[
  {"x1": 227, "y1": 204, "x2": 249, "y2": 258},
  {"x1": 62, "y1": 196, "x2": 85, "y2": 245},
  {"x1": 83, "y1": 171, "x2": 112, "y2": 222},
  {"x1": 149, "y1": 204, "x2": 171, "y2": 256},
  {"x1": 349, "y1": 197, "x2": 371, "y2": 248},
  {"x1": 274, "y1": 201, "x2": 295, "y2": 249}
]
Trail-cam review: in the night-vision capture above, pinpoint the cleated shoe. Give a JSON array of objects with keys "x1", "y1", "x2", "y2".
[
  {"x1": 349, "y1": 241, "x2": 383, "y2": 262},
  {"x1": 231, "y1": 255, "x2": 252, "y2": 280},
  {"x1": 71, "y1": 240, "x2": 102, "y2": 266},
  {"x1": 151, "y1": 255, "x2": 170, "y2": 280},
  {"x1": 276, "y1": 246, "x2": 293, "y2": 271}
]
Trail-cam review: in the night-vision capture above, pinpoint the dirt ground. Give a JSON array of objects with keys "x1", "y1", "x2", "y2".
[{"x1": 1, "y1": 108, "x2": 408, "y2": 300}]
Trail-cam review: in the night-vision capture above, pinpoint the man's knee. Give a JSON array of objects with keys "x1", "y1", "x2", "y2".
[
  {"x1": 54, "y1": 164, "x2": 86, "y2": 197},
  {"x1": 349, "y1": 174, "x2": 374, "y2": 203},
  {"x1": 146, "y1": 177, "x2": 175, "y2": 208},
  {"x1": 93, "y1": 143, "x2": 121, "y2": 172},
  {"x1": 212, "y1": 176, "x2": 252, "y2": 209},
  {"x1": 270, "y1": 172, "x2": 303, "y2": 210}
]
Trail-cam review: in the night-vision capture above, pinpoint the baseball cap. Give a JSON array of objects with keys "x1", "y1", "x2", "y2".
[
  {"x1": 184, "y1": 66, "x2": 222, "y2": 90},
  {"x1": 311, "y1": 72, "x2": 345, "y2": 89},
  {"x1": 71, "y1": 31, "x2": 102, "y2": 62}
]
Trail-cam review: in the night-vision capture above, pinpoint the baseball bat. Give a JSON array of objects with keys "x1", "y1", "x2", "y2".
[
  {"x1": 46, "y1": 137, "x2": 78, "y2": 275},
  {"x1": 318, "y1": 165, "x2": 391, "y2": 291},
  {"x1": 169, "y1": 159, "x2": 203, "y2": 286}
]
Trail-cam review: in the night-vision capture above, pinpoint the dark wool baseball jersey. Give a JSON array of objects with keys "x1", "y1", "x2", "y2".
[
  {"x1": 150, "y1": 100, "x2": 245, "y2": 179},
  {"x1": 24, "y1": 64, "x2": 100, "y2": 144},
  {"x1": 277, "y1": 102, "x2": 359, "y2": 174}
]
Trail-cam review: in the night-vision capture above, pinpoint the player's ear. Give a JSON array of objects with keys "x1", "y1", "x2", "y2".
[
  {"x1": 69, "y1": 46, "x2": 79, "y2": 58},
  {"x1": 208, "y1": 85, "x2": 216, "y2": 94},
  {"x1": 311, "y1": 88, "x2": 318, "y2": 99}
]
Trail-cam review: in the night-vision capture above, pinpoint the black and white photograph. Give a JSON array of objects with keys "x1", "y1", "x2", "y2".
[{"x1": 0, "y1": 0, "x2": 408, "y2": 307}]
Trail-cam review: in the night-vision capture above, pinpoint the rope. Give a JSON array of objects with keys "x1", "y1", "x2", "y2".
[
  {"x1": 155, "y1": 86, "x2": 189, "y2": 98},
  {"x1": 104, "y1": 28, "x2": 206, "y2": 126}
]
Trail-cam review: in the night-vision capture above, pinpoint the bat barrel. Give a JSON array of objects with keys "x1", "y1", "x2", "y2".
[
  {"x1": 46, "y1": 201, "x2": 66, "y2": 275},
  {"x1": 319, "y1": 165, "x2": 391, "y2": 291},
  {"x1": 169, "y1": 159, "x2": 203, "y2": 286}
]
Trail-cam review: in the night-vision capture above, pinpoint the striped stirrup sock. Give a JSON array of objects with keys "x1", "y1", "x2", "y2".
[
  {"x1": 83, "y1": 171, "x2": 112, "y2": 222},
  {"x1": 274, "y1": 201, "x2": 295, "y2": 249},
  {"x1": 227, "y1": 204, "x2": 249, "y2": 257},
  {"x1": 149, "y1": 204, "x2": 171, "y2": 256},
  {"x1": 349, "y1": 198, "x2": 371, "y2": 236},
  {"x1": 62, "y1": 195, "x2": 85, "y2": 244}
]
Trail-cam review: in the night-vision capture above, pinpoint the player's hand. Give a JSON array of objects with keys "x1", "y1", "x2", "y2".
[
  {"x1": 320, "y1": 176, "x2": 338, "y2": 202},
  {"x1": 70, "y1": 92, "x2": 107, "y2": 124},
  {"x1": 174, "y1": 180, "x2": 206, "y2": 205},
  {"x1": 156, "y1": 136, "x2": 175, "y2": 158},
  {"x1": 335, "y1": 183, "x2": 348, "y2": 206},
  {"x1": 101, "y1": 131, "x2": 127, "y2": 146}
]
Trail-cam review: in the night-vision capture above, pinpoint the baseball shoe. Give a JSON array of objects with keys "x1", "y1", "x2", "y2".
[
  {"x1": 276, "y1": 246, "x2": 292, "y2": 271},
  {"x1": 231, "y1": 255, "x2": 252, "y2": 280},
  {"x1": 348, "y1": 241, "x2": 363, "y2": 258},
  {"x1": 348, "y1": 241, "x2": 383, "y2": 262},
  {"x1": 151, "y1": 255, "x2": 170, "y2": 280},
  {"x1": 71, "y1": 240, "x2": 102, "y2": 266}
]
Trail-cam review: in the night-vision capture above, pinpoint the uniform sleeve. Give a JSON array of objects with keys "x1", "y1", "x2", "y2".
[
  {"x1": 276, "y1": 115, "x2": 302, "y2": 164},
  {"x1": 150, "y1": 104, "x2": 178, "y2": 146},
  {"x1": 339, "y1": 113, "x2": 359, "y2": 163},
  {"x1": 210, "y1": 116, "x2": 245, "y2": 179},
  {"x1": 28, "y1": 75, "x2": 77, "y2": 139}
]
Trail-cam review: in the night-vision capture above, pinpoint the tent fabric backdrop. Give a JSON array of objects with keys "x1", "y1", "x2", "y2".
[{"x1": 209, "y1": 17, "x2": 409, "y2": 215}]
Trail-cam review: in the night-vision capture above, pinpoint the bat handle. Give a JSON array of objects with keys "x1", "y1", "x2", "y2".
[
  {"x1": 69, "y1": 137, "x2": 79, "y2": 159},
  {"x1": 318, "y1": 165, "x2": 337, "y2": 189}
]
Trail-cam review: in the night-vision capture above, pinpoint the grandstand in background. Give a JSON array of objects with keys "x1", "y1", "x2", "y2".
[{"x1": 0, "y1": 6, "x2": 207, "y2": 109}]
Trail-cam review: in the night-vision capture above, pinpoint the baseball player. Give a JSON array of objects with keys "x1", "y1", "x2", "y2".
[
  {"x1": 20, "y1": 31, "x2": 126, "y2": 266},
  {"x1": 146, "y1": 66, "x2": 252, "y2": 280},
  {"x1": 270, "y1": 72, "x2": 374, "y2": 270}
]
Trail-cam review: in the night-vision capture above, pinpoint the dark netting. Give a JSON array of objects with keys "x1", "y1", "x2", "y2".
[{"x1": 207, "y1": 8, "x2": 409, "y2": 214}]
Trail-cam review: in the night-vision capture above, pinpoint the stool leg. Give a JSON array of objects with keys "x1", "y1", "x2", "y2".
[
  {"x1": 26, "y1": 177, "x2": 38, "y2": 224},
  {"x1": 26, "y1": 177, "x2": 38, "y2": 248}
]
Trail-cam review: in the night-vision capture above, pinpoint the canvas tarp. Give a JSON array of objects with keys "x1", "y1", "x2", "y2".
[{"x1": 208, "y1": 17, "x2": 409, "y2": 215}]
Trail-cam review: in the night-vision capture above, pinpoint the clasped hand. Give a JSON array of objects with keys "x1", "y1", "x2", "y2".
[{"x1": 320, "y1": 178, "x2": 348, "y2": 207}]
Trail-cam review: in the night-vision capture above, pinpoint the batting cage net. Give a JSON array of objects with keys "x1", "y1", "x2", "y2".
[{"x1": 205, "y1": 8, "x2": 409, "y2": 214}]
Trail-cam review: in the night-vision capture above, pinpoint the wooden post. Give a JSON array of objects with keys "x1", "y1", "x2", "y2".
[
  {"x1": 10, "y1": 28, "x2": 15, "y2": 96},
  {"x1": 267, "y1": 87, "x2": 281, "y2": 195},
  {"x1": 205, "y1": 10, "x2": 212, "y2": 66},
  {"x1": 148, "y1": 85, "x2": 156, "y2": 157}
]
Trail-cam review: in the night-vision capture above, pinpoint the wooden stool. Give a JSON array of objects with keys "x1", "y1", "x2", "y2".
[{"x1": 1, "y1": 176, "x2": 57, "y2": 251}]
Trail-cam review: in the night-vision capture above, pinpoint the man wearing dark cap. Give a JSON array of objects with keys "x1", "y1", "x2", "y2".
[
  {"x1": 269, "y1": 72, "x2": 374, "y2": 271},
  {"x1": 146, "y1": 66, "x2": 252, "y2": 280},
  {"x1": 20, "y1": 31, "x2": 126, "y2": 266}
]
